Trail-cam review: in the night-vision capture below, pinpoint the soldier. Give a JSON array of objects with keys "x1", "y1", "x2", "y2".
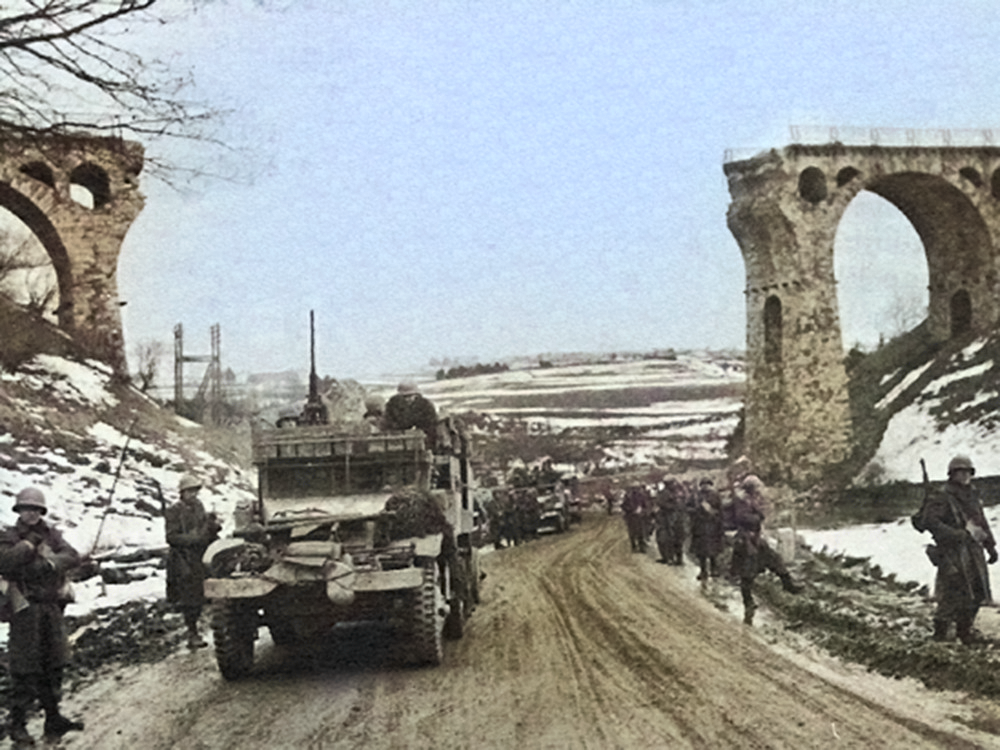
[
  {"x1": 383, "y1": 381, "x2": 438, "y2": 447},
  {"x1": 654, "y1": 479, "x2": 687, "y2": 565},
  {"x1": 690, "y1": 478, "x2": 725, "y2": 581},
  {"x1": 0, "y1": 487, "x2": 84, "y2": 745},
  {"x1": 165, "y1": 474, "x2": 222, "y2": 649},
  {"x1": 922, "y1": 455, "x2": 997, "y2": 644},
  {"x1": 621, "y1": 484, "x2": 651, "y2": 553},
  {"x1": 725, "y1": 474, "x2": 802, "y2": 625}
]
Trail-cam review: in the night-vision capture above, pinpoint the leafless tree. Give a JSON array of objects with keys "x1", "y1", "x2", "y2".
[
  {"x1": 0, "y1": 225, "x2": 57, "y2": 317},
  {"x1": 133, "y1": 338, "x2": 165, "y2": 392},
  {"x1": 0, "y1": 1, "x2": 225, "y2": 180}
]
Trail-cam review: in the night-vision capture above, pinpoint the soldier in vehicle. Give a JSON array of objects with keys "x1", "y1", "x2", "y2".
[
  {"x1": 621, "y1": 484, "x2": 651, "y2": 553},
  {"x1": 165, "y1": 474, "x2": 222, "y2": 649},
  {"x1": 725, "y1": 474, "x2": 802, "y2": 625},
  {"x1": 922, "y1": 455, "x2": 997, "y2": 644},
  {"x1": 654, "y1": 479, "x2": 687, "y2": 565},
  {"x1": 383, "y1": 381, "x2": 438, "y2": 447},
  {"x1": 0, "y1": 487, "x2": 84, "y2": 745},
  {"x1": 690, "y1": 478, "x2": 725, "y2": 581}
]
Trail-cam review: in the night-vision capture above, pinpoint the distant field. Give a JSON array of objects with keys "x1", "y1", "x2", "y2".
[{"x1": 421, "y1": 354, "x2": 745, "y2": 472}]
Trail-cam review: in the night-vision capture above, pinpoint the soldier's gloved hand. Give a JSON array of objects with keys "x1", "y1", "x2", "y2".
[
  {"x1": 13, "y1": 539, "x2": 35, "y2": 558},
  {"x1": 988, "y1": 546, "x2": 998, "y2": 565}
]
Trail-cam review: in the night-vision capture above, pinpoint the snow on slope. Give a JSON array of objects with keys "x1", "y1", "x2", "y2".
[{"x1": 0, "y1": 354, "x2": 256, "y2": 617}]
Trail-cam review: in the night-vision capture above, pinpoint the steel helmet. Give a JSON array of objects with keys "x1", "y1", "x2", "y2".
[
  {"x1": 397, "y1": 380, "x2": 419, "y2": 395},
  {"x1": 947, "y1": 455, "x2": 975, "y2": 476},
  {"x1": 13, "y1": 486, "x2": 47, "y2": 514},
  {"x1": 741, "y1": 474, "x2": 766, "y2": 495},
  {"x1": 179, "y1": 474, "x2": 202, "y2": 493}
]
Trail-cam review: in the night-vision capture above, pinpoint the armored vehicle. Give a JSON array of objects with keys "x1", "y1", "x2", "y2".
[{"x1": 202, "y1": 317, "x2": 481, "y2": 679}]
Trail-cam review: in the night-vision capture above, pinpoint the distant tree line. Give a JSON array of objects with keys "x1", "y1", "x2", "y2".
[{"x1": 435, "y1": 362, "x2": 510, "y2": 380}]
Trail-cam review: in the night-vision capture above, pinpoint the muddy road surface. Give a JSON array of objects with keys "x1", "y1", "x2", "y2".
[{"x1": 56, "y1": 512, "x2": 994, "y2": 749}]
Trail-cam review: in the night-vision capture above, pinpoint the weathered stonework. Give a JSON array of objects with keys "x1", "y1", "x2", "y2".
[
  {"x1": 725, "y1": 144, "x2": 1000, "y2": 485},
  {"x1": 0, "y1": 135, "x2": 145, "y2": 373}
]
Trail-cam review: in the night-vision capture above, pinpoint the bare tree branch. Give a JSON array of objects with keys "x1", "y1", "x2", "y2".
[{"x1": 0, "y1": 1, "x2": 230, "y2": 180}]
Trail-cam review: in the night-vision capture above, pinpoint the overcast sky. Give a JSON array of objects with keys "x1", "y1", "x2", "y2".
[{"x1": 73, "y1": 1, "x2": 1000, "y2": 379}]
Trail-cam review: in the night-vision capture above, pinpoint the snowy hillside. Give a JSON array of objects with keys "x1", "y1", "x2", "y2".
[
  {"x1": 419, "y1": 353, "x2": 746, "y2": 472},
  {"x1": 0, "y1": 354, "x2": 256, "y2": 615}
]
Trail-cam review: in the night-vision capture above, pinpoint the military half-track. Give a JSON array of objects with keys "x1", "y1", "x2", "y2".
[
  {"x1": 202, "y1": 315, "x2": 481, "y2": 679},
  {"x1": 203, "y1": 420, "x2": 482, "y2": 679}
]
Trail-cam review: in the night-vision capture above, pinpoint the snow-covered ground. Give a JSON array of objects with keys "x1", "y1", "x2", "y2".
[{"x1": 4, "y1": 342, "x2": 1000, "y2": 625}]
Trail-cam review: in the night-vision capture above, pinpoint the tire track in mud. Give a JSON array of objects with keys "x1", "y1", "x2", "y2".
[{"x1": 61, "y1": 511, "x2": 991, "y2": 749}]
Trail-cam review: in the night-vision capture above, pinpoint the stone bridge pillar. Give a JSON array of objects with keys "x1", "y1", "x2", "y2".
[
  {"x1": 725, "y1": 144, "x2": 1000, "y2": 485},
  {"x1": 0, "y1": 136, "x2": 145, "y2": 373}
]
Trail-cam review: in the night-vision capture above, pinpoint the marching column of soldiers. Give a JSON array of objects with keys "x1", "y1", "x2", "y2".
[{"x1": 617, "y1": 457, "x2": 802, "y2": 625}]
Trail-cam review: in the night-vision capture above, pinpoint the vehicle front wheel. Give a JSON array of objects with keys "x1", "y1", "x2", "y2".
[{"x1": 211, "y1": 601, "x2": 257, "y2": 680}]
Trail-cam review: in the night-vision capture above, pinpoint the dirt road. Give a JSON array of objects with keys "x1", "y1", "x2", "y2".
[{"x1": 57, "y1": 512, "x2": 997, "y2": 749}]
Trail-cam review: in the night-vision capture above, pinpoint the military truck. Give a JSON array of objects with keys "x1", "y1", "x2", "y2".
[{"x1": 202, "y1": 316, "x2": 481, "y2": 679}]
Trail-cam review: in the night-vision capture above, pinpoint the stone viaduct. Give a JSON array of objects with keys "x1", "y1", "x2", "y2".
[
  {"x1": 0, "y1": 136, "x2": 144, "y2": 374},
  {"x1": 725, "y1": 143, "x2": 1000, "y2": 485}
]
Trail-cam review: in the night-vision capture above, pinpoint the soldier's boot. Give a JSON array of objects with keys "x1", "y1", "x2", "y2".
[
  {"x1": 9, "y1": 708, "x2": 34, "y2": 747},
  {"x1": 779, "y1": 572, "x2": 803, "y2": 595},
  {"x1": 187, "y1": 629, "x2": 208, "y2": 649},
  {"x1": 956, "y1": 617, "x2": 985, "y2": 646},
  {"x1": 697, "y1": 559, "x2": 709, "y2": 581},
  {"x1": 740, "y1": 580, "x2": 756, "y2": 626},
  {"x1": 43, "y1": 712, "x2": 84, "y2": 739},
  {"x1": 932, "y1": 619, "x2": 950, "y2": 642}
]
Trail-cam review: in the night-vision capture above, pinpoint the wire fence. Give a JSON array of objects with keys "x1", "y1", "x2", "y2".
[{"x1": 724, "y1": 125, "x2": 1000, "y2": 163}]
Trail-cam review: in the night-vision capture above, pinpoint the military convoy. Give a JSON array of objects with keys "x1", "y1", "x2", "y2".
[{"x1": 202, "y1": 317, "x2": 482, "y2": 679}]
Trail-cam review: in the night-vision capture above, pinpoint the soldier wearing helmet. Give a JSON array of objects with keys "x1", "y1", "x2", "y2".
[
  {"x1": 724, "y1": 474, "x2": 802, "y2": 625},
  {"x1": 165, "y1": 474, "x2": 222, "y2": 649},
  {"x1": 383, "y1": 381, "x2": 438, "y2": 448},
  {"x1": 0, "y1": 487, "x2": 84, "y2": 743},
  {"x1": 922, "y1": 454, "x2": 997, "y2": 644}
]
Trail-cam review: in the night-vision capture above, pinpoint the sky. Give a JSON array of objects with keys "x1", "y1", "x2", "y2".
[{"x1": 13, "y1": 0, "x2": 1000, "y2": 381}]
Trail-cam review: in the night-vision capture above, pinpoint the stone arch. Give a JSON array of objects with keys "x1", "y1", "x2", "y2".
[
  {"x1": 725, "y1": 144, "x2": 1000, "y2": 485},
  {"x1": 19, "y1": 161, "x2": 55, "y2": 189},
  {"x1": 0, "y1": 183, "x2": 73, "y2": 327},
  {"x1": 865, "y1": 171, "x2": 995, "y2": 339},
  {"x1": 69, "y1": 162, "x2": 111, "y2": 208},
  {"x1": 798, "y1": 166, "x2": 828, "y2": 203},
  {"x1": 0, "y1": 136, "x2": 145, "y2": 372}
]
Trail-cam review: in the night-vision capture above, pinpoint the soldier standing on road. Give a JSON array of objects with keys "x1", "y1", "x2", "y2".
[
  {"x1": 621, "y1": 484, "x2": 650, "y2": 553},
  {"x1": 654, "y1": 479, "x2": 687, "y2": 565},
  {"x1": 690, "y1": 478, "x2": 725, "y2": 581},
  {"x1": 165, "y1": 474, "x2": 222, "y2": 650},
  {"x1": 0, "y1": 487, "x2": 84, "y2": 745},
  {"x1": 922, "y1": 455, "x2": 997, "y2": 644},
  {"x1": 725, "y1": 474, "x2": 802, "y2": 625}
]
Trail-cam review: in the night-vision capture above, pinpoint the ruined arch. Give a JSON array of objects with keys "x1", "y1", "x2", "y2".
[
  {"x1": 725, "y1": 144, "x2": 1000, "y2": 484},
  {"x1": 0, "y1": 183, "x2": 72, "y2": 326},
  {"x1": 0, "y1": 136, "x2": 145, "y2": 371}
]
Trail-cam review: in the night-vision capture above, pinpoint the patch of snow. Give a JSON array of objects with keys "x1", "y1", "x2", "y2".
[{"x1": 875, "y1": 360, "x2": 933, "y2": 410}]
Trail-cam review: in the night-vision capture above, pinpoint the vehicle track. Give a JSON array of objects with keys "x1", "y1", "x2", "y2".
[{"x1": 59, "y1": 512, "x2": 991, "y2": 749}]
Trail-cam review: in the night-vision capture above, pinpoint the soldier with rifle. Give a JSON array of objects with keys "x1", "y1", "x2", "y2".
[
  {"x1": 0, "y1": 487, "x2": 84, "y2": 745},
  {"x1": 919, "y1": 455, "x2": 997, "y2": 644},
  {"x1": 165, "y1": 474, "x2": 222, "y2": 649}
]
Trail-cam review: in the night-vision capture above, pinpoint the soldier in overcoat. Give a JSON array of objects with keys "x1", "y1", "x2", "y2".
[
  {"x1": 922, "y1": 455, "x2": 997, "y2": 644},
  {"x1": 653, "y1": 479, "x2": 687, "y2": 565},
  {"x1": 689, "y1": 478, "x2": 725, "y2": 580},
  {"x1": 621, "y1": 484, "x2": 650, "y2": 553},
  {"x1": 0, "y1": 487, "x2": 84, "y2": 745},
  {"x1": 725, "y1": 475, "x2": 801, "y2": 625},
  {"x1": 165, "y1": 474, "x2": 221, "y2": 649}
]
